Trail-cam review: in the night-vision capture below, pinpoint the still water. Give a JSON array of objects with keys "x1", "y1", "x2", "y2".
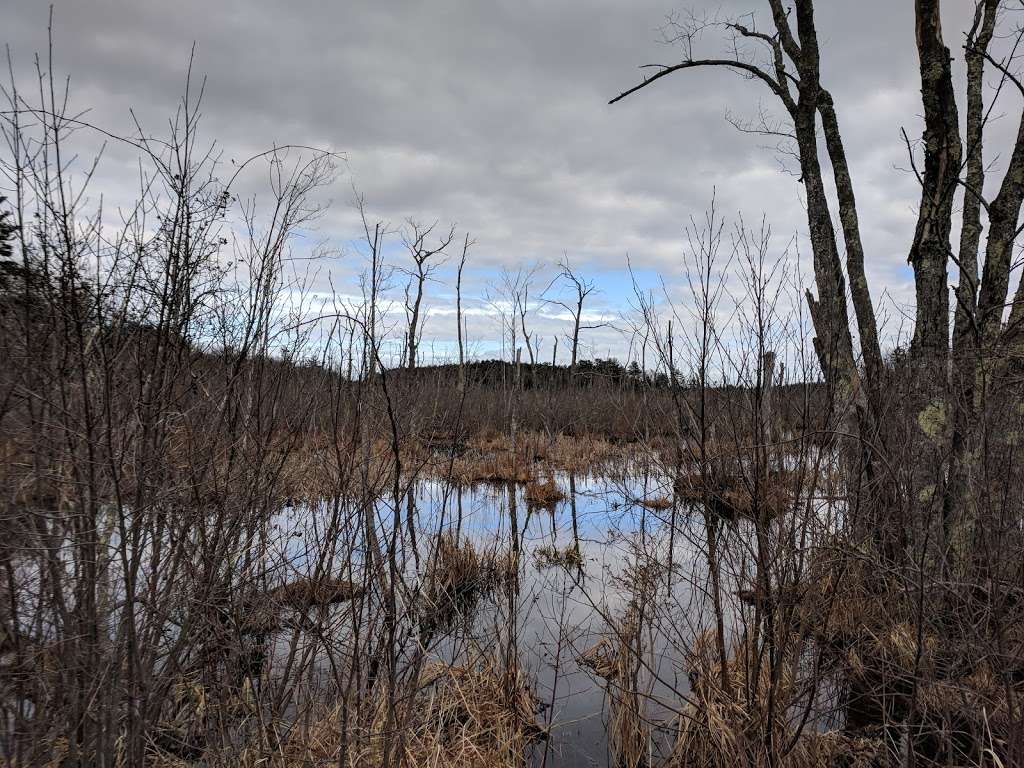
[{"x1": 268, "y1": 468, "x2": 729, "y2": 766}]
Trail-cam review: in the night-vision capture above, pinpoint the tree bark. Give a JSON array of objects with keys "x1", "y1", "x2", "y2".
[
  {"x1": 819, "y1": 90, "x2": 883, "y2": 386},
  {"x1": 978, "y1": 117, "x2": 1024, "y2": 344},
  {"x1": 953, "y1": 0, "x2": 996, "y2": 357},
  {"x1": 909, "y1": 0, "x2": 961, "y2": 363},
  {"x1": 456, "y1": 235, "x2": 469, "y2": 391},
  {"x1": 943, "y1": 0, "x2": 997, "y2": 571},
  {"x1": 791, "y1": 2, "x2": 863, "y2": 410}
]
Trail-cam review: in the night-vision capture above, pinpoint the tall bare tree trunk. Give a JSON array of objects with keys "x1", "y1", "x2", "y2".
[
  {"x1": 910, "y1": 0, "x2": 960, "y2": 366},
  {"x1": 456, "y1": 234, "x2": 470, "y2": 391},
  {"x1": 944, "y1": 0, "x2": 997, "y2": 570}
]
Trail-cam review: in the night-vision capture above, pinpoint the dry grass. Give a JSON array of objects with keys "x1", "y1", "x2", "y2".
[
  {"x1": 785, "y1": 731, "x2": 884, "y2": 768},
  {"x1": 799, "y1": 561, "x2": 1024, "y2": 755},
  {"x1": 662, "y1": 631, "x2": 884, "y2": 768},
  {"x1": 577, "y1": 638, "x2": 619, "y2": 680},
  {"x1": 141, "y1": 652, "x2": 543, "y2": 768},
  {"x1": 267, "y1": 428, "x2": 649, "y2": 497},
  {"x1": 267, "y1": 577, "x2": 363, "y2": 609},
  {"x1": 674, "y1": 465, "x2": 798, "y2": 521},
  {"x1": 637, "y1": 494, "x2": 672, "y2": 511},
  {"x1": 532, "y1": 543, "x2": 583, "y2": 571},
  {"x1": 448, "y1": 450, "x2": 534, "y2": 485},
  {"x1": 571, "y1": 551, "x2": 893, "y2": 768},
  {"x1": 523, "y1": 476, "x2": 565, "y2": 509},
  {"x1": 605, "y1": 603, "x2": 649, "y2": 768},
  {"x1": 426, "y1": 430, "x2": 641, "y2": 487},
  {"x1": 280, "y1": 653, "x2": 543, "y2": 768},
  {"x1": 578, "y1": 560, "x2": 661, "y2": 768},
  {"x1": 237, "y1": 577, "x2": 364, "y2": 635},
  {"x1": 531, "y1": 433, "x2": 632, "y2": 474},
  {"x1": 726, "y1": 554, "x2": 1024, "y2": 765},
  {"x1": 418, "y1": 534, "x2": 515, "y2": 639}
]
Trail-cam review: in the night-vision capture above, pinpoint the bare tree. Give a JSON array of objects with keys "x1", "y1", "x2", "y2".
[
  {"x1": 455, "y1": 233, "x2": 473, "y2": 391},
  {"x1": 611, "y1": 3, "x2": 876, "y2": 462},
  {"x1": 400, "y1": 220, "x2": 454, "y2": 369},
  {"x1": 545, "y1": 255, "x2": 609, "y2": 379},
  {"x1": 354, "y1": 191, "x2": 392, "y2": 379},
  {"x1": 488, "y1": 266, "x2": 540, "y2": 369},
  {"x1": 611, "y1": 1, "x2": 1024, "y2": 759},
  {"x1": 611, "y1": 0, "x2": 1024, "y2": 563},
  {"x1": 516, "y1": 279, "x2": 536, "y2": 367}
]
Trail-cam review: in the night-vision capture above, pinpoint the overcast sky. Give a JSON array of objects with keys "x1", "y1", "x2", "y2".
[{"x1": 4, "y1": 1, "x2": 1011, "y2": 366}]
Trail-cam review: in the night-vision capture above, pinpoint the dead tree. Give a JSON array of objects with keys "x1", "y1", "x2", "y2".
[
  {"x1": 355, "y1": 192, "x2": 391, "y2": 379},
  {"x1": 611, "y1": 0, "x2": 1024, "y2": 565},
  {"x1": 612, "y1": 1, "x2": 1024, "y2": 759},
  {"x1": 546, "y1": 255, "x2": 609, "y2": 380},
  {"x1": 486, "y1": 266, "x2": 540, "y2": 375},
  {"x1": 517, "y1": 280, "x2": 536, "y2": 367},
  {"x1": 400, "y1": 220, "x2": 454, "y2": 369},
  {"x1": 456, "y1": 234, "x2": 473, "y2": 391}
]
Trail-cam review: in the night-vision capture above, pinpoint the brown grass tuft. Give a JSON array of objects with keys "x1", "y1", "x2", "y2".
[
  {"x1": 577, "y1": 638, "x2": 618, "y2": 680},
  {"x1": 532, "y1": 543, "x2": 583, "y2": 571},
  {"x1": 281, "y1": 652, "x2": 544, "y2": 768},
  {"x1": 448, "y1": 450, "x2": 534, "y2": 485},
  {"x1": 663, "y1": 631, "x2": 884, "y2": 767},
  {"x1": 523, "y1": 476, "x2": 565, "y2": 509},
  {"x1": 674, "y1": 466, "x2": 797, "y2": 521},
  {"x1": 637, "y1": 494, "x2": 672, "y2": 511},
  {"x1": 267, "y1": 577, "x2": 364, "y2": 609},
  {"x1": 418, "y1": 534, "x2": 515, "y2": 639}
]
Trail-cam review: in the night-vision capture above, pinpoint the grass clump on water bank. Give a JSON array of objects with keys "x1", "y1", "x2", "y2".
[
  {"x1": 417, "y1": 533, "x2": 515, "y2": 639},
  {"x1": 524, "y1": 476, "x2": 566, "y2": 510},
  {"x1": 532, "y1": 543, "x2": 583, "y2": 571},
  {"x1": 282, "y1": 652, "x2": 545, "y2": 768}
]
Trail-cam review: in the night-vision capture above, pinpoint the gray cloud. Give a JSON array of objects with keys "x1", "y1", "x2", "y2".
[{"x1": 3, "y1": 0, "x2": 1014, "y2": 362}]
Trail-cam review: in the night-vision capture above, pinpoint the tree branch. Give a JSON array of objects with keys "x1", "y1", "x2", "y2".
[{"x1": 610, "y1": 59, "x2": 784, "y2": 105}]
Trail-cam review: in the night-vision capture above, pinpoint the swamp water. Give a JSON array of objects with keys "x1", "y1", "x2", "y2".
[{"x1": 264, "y1": 469, "x2": 748, "y2": 767}]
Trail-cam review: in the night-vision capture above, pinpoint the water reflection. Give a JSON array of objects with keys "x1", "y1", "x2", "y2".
[
  {"x1": 265, "y1": 458, "x2": 844, "y2": 766},
  {"x1": 269, "y1": 469, "x2": 724, "y2": 766}
]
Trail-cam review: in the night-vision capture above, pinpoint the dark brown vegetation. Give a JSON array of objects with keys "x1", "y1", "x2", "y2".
[
  {"x1": 416, "y1": 534, "x2": 515, "y2": 641},
  {"x1": 532, "y1": 543, "x2": 583, "y2": 571},
  {"x1": 523, "y1": 477, "x2": 566, "y2": 511}
]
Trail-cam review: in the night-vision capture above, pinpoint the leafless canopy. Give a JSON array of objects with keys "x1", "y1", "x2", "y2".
[
  {"x1": 545, "y1": 255, "x2": 610, "y2": 376},
  {"x1": 400, "y1": 220, "x2": 456, "y2": 369}
]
